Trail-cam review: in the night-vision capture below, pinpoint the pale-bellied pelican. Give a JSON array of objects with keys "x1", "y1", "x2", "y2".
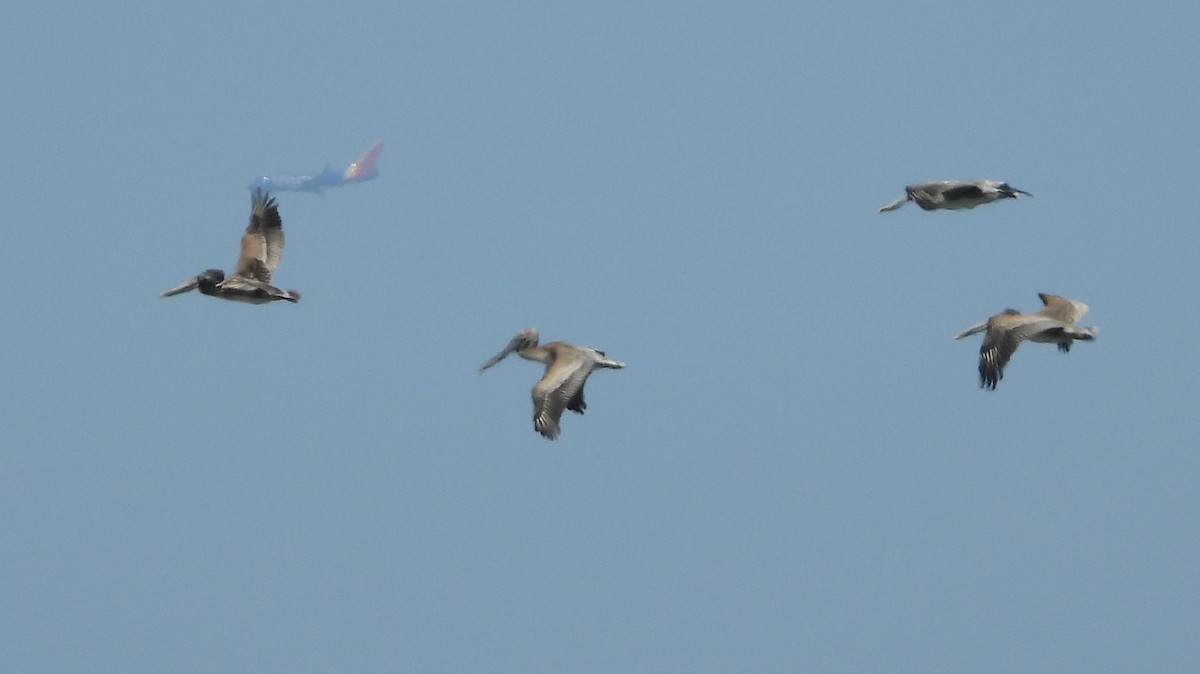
[
  {"x1": 878, "y1": 180, "x2": 1032, "y2": 212},
  {"x1": 954, "y1": 293, "x2": 1097, "y2": 389},
  {"x1": 160, "y1": 189, "x2": 300, "y2": 304},
  {"x1": 479, "y1": 328, "x2": 625, "y2": 440}
]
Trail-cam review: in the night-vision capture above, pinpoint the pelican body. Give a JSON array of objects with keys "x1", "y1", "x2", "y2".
[
  {"x1": 479, "y1": 328, "x2": 625, "y2": 440},
  {"x1": 954, "y1": 293, "x2": 1097, "y2": 389},
  {"x1": 878, "y1": 180, "x2": 1031, "y2": 212},
  {"x1": 160, "y1": 189, "x2": 300, "y2": 304}
]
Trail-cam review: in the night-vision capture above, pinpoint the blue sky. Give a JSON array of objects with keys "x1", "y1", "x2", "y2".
[{"x1": 2, "y1": 2, "x2": 1198, "y2": 672}]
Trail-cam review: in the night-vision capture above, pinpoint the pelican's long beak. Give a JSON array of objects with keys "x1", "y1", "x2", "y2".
[
  {"x1": 877, "y1": 195, "x2": 908, "y2": 212},
  {"x1": 159, "y1": 276, "x2": 200, "y2": 297},
  {"x1": 478, "y1": 337, "x2": 521, "y2": 372},
  {"x1": 953, "y1": 320, "x2": 989, "y2": 340}
]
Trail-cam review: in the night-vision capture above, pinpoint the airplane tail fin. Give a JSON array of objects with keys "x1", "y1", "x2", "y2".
[{"x1": 343, "y1": 139, "x2": 382, "y2": 182}]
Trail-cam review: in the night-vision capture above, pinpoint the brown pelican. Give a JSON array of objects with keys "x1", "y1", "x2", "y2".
[
  {"x1": 479, "y1": 328, "x2": 625, "y2": 439},
  {"x1": 878, "y1": 180, "x2": 1031, "y2": 212},
  {"x1": 160, "y1": 189, "x2": 300, "y2": 304},
  {"x1": 954, "y1": 293, "x2": 1097, "y2": 389}
]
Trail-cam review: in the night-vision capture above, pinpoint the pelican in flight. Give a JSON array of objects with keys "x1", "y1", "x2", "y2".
[
  {"x1": 954, "y1": 293, "x2": 1097, "y2": 389},
  {"x1": 479, "y1": 328, "x2": 625, "y2": 439},
  {"x1": 878, "y1": 179, "x2": 1031, "y2": 212},
  {"x1": 160, "y1": 189, "x2": 300, "y2": 304}
]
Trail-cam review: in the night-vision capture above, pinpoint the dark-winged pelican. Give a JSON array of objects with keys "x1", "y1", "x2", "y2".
[
  {"x1": 160, "y1": 189, "x2": 300, "y2": 304},
  {"x1": 954, "y1": 293, "x2": 1097, "y2": 389},
  {"x1": 479, "y1": 328, "x2": 625, "y2": 440},
  {"x1": 878, "y1": 180, "x2": 1031, "y2": 212}
]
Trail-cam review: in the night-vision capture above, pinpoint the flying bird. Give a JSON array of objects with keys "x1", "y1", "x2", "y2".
[
  {"x1": 954, "y1": 293, "x2": 1097, "y2": 389},
  {"x1": 878, "y1": 180, "x2": 1032, "y2": 212},
  {"x1": 160, "y1": 189, "x2": 300, "y2": 304},
  {"x1": 478, "y1": 328, "x2": 625, "y2": 439}
]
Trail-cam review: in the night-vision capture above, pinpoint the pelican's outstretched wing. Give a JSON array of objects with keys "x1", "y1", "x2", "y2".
[
  {"x1": 1036, "y1": 293, "x2": 1088, "y2": 325},
  {"x1": 234, "y1": 189, "x2": 284, "y2": 282},
  {"x1": 978, "y1": 316, "x2": 1066, "y2": 389},
  {"x1": 531, "y1": 350, "x2": 591, "y2": 440},
  {"x1": 940, "y1": 183, "x2": 985, "y2": 201}
]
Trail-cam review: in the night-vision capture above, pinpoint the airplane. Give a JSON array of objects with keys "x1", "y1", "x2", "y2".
[{"x1": 249, "y1": 139, "x2": 381, "y2": 194}]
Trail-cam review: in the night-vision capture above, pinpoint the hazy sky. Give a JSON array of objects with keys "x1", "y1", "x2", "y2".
[{"x1": 3, "y1": 2, "x2": 1198, "y2": 672}]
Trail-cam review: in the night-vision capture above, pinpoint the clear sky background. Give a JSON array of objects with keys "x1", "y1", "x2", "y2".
[{"x1": 2, "y1": 2, "x2": 1198, "y2": 672}]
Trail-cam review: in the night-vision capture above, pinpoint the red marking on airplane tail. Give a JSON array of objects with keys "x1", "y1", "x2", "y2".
[{"x1": 343, "y1": 139, "x2": 382, "y2": 181}]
